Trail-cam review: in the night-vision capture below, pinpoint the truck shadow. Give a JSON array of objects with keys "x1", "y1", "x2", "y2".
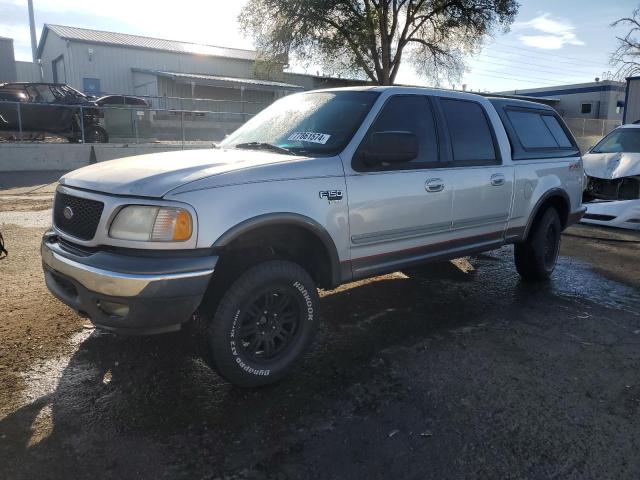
[{"x1": 1, "y1": 246, "x2": 635, "y2": 477}]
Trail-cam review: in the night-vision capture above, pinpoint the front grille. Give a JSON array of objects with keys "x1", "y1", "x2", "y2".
[
  {"x1": 583, "y1": 213, "x2": 616, "y2": 222},
  {"x1": 586, "y1": 177, "x2": 640, "y2": 201},
  {"x1": 53, "y1": 192, "x2": 104, "y2": 241}
]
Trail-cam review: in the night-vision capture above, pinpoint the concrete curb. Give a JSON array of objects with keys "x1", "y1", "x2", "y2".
[{"x1": 0, "y1": 143, "x2": 215, "y2": 172}]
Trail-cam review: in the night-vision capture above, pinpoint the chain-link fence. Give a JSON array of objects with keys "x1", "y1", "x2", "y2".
[
  {"x1": 0, "y1": 98, "x2": 626, "y2": 151},
  {"x1": 563, "y1": 117, "x2": 621, "y2": 153},
  {"x1": 0, "y1": 99, "x2": 265, "y2": 145},
  {"x1": 563, "y1": 117, "x2": 621, "y2": 139}
]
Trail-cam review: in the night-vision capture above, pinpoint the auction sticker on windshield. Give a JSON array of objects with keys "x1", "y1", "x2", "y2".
[{"x1": 288, "y1": 132, "x2": 331, "y2": 144}]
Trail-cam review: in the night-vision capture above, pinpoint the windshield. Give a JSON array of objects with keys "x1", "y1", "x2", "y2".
[
  {"x1": 220, "y1": 91, "x2": 380, "y2": 156},
  {"x1": 592, "y1": 128, "x2": 640, "y2": 153}
]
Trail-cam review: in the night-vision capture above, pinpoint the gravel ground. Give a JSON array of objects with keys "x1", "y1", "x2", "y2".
[{"x1": 1, "y1": 191, "x2": 639, "y2": 480}]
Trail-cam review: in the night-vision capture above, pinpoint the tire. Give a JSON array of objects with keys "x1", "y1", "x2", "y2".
[
  {"x1": 205, "y1": 260, "x2": 320, "y2": 387},
  {"x1": 84, "y1": 125, "x2": 109, "y2": 143},
  {"x1": 515, "y1": 207, "x2": 562, "y2": 281}
]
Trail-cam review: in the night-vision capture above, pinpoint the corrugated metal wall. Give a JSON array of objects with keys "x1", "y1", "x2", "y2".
[
  {"x1": 15, "y1": 61, "x2": 41, "y2": 82},
  {"x1": 625, "y1": 78, "x2": 640, "y2": 124},
  {"x1": 0, "y1": 37, "x2": 17, "y2": 82},
  {"x1": 39, "y1": 31, "x2": 258, "y2": 95}
]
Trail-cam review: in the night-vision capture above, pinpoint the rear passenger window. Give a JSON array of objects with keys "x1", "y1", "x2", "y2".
[
  {"x1": 541, "y1": 115, "x2": 572, "y2": 147},
  {"x1": 507, "y1": 110, "x2": 572, "y2": 149},
  {"x1": 441, "y1": 99, "x2": 497, "y2": 164}
]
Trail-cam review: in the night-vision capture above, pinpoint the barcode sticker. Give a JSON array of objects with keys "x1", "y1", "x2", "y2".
[{"x1": 288, "y1": 132, "x2": 331, "y2": 144}]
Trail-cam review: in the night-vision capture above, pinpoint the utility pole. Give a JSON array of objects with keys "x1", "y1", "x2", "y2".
[{"x1": 28, "y1": 0, "x2": 38, "y2": 62}]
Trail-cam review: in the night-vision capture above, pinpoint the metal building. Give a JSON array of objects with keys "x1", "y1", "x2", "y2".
[
  {"x1": 623, "y1": 76, "x2": 640, "y2": 124},
  {"x1": 0, "y1": 37, "x2": 17, "y2": 83},
  {"x1": 497, "y1": 80, "x2": 626, "y2": 121},
  {"x1": 36, "y1": 24, "x2": 306, "y2": 109}
]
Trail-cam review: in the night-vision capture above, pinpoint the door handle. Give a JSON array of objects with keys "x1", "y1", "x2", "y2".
[
  {"x1": 425, "y1": 178, "x2": 445, "y2": 193},
  {"x1": 490, "y1": 173, "x2": 506, "y2": 186}
]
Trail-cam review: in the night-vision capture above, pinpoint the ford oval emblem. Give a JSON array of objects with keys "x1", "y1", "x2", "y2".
[{"x1": 63, "y1": 206, "x2": 74, "y2": 220}]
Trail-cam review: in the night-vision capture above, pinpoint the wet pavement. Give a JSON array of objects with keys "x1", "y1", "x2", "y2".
[{"x1": 1, "y1": 231, "x2": 639, "y2": 479}]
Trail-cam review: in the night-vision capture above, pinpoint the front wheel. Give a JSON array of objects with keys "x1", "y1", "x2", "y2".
[
  {"x1": 205, "y1": 260, "x2": 319, "y2": 387},
  {"x1": 514, "y1": 207, "x2": 562, "y2": 281},
  {"x1": 84, "y1": 125, "x2": 109, "y2": 143}
]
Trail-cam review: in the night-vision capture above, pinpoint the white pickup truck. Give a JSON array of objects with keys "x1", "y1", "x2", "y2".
[{"x1": 42, "y1": 87, "x2": 585, "y2": 386}]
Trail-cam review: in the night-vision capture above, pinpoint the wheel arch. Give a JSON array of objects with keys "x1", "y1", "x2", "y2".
[
  {"x1": 523, "y1": 188, "x2": 570, "y2": 240},
  {"x1": 212, "y1": 213, "x2": 343, "y2": 289}
]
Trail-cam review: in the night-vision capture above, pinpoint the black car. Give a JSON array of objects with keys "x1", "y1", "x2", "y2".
[
  {"x1": 95, "y1": 95, "x2": 150, "y2": 107},
  {"x1": 0, "y1": 82, "x2": 108, "y2": 143}
]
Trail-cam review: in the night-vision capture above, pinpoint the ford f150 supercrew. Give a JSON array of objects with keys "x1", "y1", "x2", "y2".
[{"x1": 41, "y1": 87, "x2": 586, "y2": 387}]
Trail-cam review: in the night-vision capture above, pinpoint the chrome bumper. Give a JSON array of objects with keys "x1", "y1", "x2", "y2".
[
  {"x1": 41, "y1": 231, "x2": 217, "y2": 334},
  {"x1": 41, "y1": 240, "x2": 214, "y2": 298}
]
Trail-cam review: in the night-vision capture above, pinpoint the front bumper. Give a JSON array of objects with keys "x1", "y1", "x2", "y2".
[
  {"x1": 581, "y1": 200, "x2": 640, "y2": 231},
  {"x1": 41, "y1": 231, "x2": 217, "y2": 334}
]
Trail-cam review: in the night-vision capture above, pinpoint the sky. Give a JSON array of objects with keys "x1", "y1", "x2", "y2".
[{"x1": 0, "y1": 0, "x2": 637, "y2": 92}]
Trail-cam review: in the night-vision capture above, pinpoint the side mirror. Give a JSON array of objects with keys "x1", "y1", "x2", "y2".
[{"x1": 359, "y1": 131, "x2": 418, "y2": 166}]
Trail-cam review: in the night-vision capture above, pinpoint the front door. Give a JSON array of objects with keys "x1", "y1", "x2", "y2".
[{"x1": 344, "y1": 94, "x2": 454, "y2": 279}]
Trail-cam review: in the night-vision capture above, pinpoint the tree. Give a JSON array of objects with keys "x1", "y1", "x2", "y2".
[
  {"x1": 612, "y1": 7, "x2": 640, "y2": 79},
  {"x1": 240, "y1": 0, "x2": 519, "y2": 86}
]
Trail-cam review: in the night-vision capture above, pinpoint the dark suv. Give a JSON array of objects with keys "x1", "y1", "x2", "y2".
[{"x1": 0, "y1": 82, "x2": 108, "y2": 143}]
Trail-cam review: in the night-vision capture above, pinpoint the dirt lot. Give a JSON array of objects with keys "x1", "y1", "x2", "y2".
[{"x1": 1, "y1": 186, "x2": 639, "y2": 479}]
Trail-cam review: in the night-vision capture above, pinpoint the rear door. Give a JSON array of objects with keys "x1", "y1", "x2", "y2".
[
  {"x1": 344, "y1": 94, "x2": 455, "y2": 279},
  {"x1": 435, "y1": 97, "x2": 514, "y2": 244}
]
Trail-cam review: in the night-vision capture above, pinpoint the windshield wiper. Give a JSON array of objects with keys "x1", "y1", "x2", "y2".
[{"x1": 234, "y1": 142, "x2": 294, "y2": 155}]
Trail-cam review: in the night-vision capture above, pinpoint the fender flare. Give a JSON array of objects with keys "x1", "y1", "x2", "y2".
[
  {"x1": 523, "y1": 188, "x2": 570, "y2": 240},
  {"x1": 212, "y1": 212, "x2": 343, "y2": 288}
]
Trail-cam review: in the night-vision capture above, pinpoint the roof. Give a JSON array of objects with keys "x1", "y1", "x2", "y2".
[
  {"x1": 135, "y1": 69, "x2": 303, "y2": 91},
  {"x1": 495, "y1": 80, "x2": 626, "y2": 98},
  {"x1": 482, "y1": 92, "x2": 559, "y2": 104},
  {"x1": 487, "y1": 96, "x2": 557, "y2": 111},
  {"x1": 37, "y1": 24, "x2": 257, "y2": 61}
]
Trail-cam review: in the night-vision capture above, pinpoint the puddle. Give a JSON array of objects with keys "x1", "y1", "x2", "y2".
[
  {"x1": 552, "y1": 256, "x2": 640, "y2": 316},
  {"x1": 467, "y1": 248, "x2": 640, "y2": 317}
]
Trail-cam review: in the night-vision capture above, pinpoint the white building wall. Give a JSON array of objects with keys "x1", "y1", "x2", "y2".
[
  {"x1": 39, "y1": 33, "x2": 69, "y2": 83},
  {"x1": 624, "y1": 78, "x2": 640, "y2": 124},
  {"x1": 15, "y1": 61, "x2": 41, "y2": 82},
  {"x1": 497, "y1": 81, "x2": 626, "y2": 121}
]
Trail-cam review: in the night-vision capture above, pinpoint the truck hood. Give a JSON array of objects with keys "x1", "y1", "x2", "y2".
[
  {"x1": 583, "y1": 151, "x2": 640, "y2": 180},
  {"x1": 59, "y1": 148, "x2": 312, "y2": 197}
]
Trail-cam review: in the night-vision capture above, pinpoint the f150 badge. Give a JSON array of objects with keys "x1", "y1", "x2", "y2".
[{"x1": 319, "y1": 190, "x2": 343, "y2": 203}]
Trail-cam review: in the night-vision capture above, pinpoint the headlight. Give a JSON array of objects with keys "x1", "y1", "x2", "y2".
[{"x1": 109, "y1": 206, "x2": 193, "y2": 242}]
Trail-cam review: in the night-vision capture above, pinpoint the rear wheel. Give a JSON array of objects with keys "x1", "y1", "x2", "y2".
[
  {"x1": 204, "y1": 260, "x2": 319, "y2": 387},
  {"x1": 84, "y1": 125, "x2": 108, "y2": 143},
  {"x1": 515, "y1": 207, "x2": 562, "y2": 281}
]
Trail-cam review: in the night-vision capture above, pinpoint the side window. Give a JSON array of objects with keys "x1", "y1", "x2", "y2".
[
  {"x1": 506, "y1": 109, "x2": 572, "y2": 149},
  {"x1": 581, "y1": 103, "x2": 592, "y2": 114},
  {"x1": 440, "y1": 99, "x2": 497, "y2": 164},
  {"x1": 356, "y1": 95, "x2": 438, "y2": 169}
]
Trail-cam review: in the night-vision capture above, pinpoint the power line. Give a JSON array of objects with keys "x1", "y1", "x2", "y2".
[
  {"x1": 472, "y1": 51, "x2": 603, "y2": 74},
  {"x1": 463, "y1": 69, "x2": 563, "y2": 87},
  {"x1": 468, "y1": 65, "x2": 587, "y2": 85},
  {"x1": 462, "y1": 72, "x2": 556, "y2": 87},
  {"x1": 468, "y1": 55, "x2": 596, "y2": 81},
  {"x1": 488, "y1": 41, "x2": 608, "y2": 67}
]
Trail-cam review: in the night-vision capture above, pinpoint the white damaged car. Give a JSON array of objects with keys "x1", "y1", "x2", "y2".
[{"x1": 582, "y1": 124, "x2": 640, "y2": 230}]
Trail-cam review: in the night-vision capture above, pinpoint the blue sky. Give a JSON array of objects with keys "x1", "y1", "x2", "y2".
[{"x1": 0, "y1": 0, "x2": 636, "y2": 92}]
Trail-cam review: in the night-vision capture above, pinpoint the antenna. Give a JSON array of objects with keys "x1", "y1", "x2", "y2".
[{"x1": 28, "y1": 0, "x2": 37, "y2": 61}]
